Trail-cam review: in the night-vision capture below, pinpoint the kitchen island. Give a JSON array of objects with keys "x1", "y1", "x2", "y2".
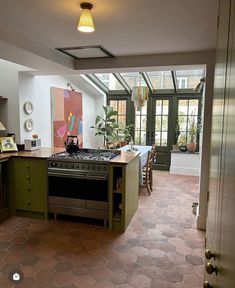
[{"x1": 1, "y1": 148, "x2": 139, "y2": 231}]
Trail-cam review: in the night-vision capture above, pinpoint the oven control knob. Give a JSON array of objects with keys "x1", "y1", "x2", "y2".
[
  {"x1": 103, "y1": 166, "x2": 107, "y2": 171},
  {"x1": 92, "y1": 165, "x2": 95, "y2": 170},
  {"x1": 81, "y1": 165, "x2": 84, "y2": 169},
  {"x1": 71, "y1": 164, "x2": 74, "y2": 168},
  {"x1": 87, "y1": 165, "x2": 90, "y2": 169},
  {"x1": 76, "y1": 165, "x2": 79, "y2": 169}
]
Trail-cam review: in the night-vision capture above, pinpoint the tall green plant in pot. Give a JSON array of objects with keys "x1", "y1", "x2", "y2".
[
  {"x1": 118, "y1": 123, "x2": 134, "y2": 146},
  {"x1": 172, "y1": 119, "x2": 180, "y2": 151},
  {"x1": 187, "y1": 117, "x2": 199, "y2": 152},
  {"x1": 90, "y1": 106, "x2": 119, "y2": 148}
]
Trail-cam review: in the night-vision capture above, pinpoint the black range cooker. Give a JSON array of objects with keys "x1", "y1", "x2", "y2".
[{"x1": 47, "y1": 149, "x2": 121, "y2": 222}]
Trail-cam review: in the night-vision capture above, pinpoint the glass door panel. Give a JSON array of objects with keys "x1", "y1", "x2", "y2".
[
  {"x1": 177, "y1": 99, "x2": 200, "y2": 146},
  {"x1": 154, "y1": 99, "x2": 169, "y2": 147},
  {"x1": 149, "y1": 97, "x2": 171, "y2": 170},
  {"x1": 134, "y1": 103, "x2": 147, "y2": 145}
]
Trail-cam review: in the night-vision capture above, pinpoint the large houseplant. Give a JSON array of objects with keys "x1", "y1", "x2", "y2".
[
  {"x1": 172, "y1": 119, "x2": 180, "y2": 151},
  {"x1": 90, "y1": 106, "x2": 119, "y2": 148},
  {"x1": 187, "y1": 117, "x2": 199, "y2": 152},
  {"x1": 118, "y1": 123, "x2": 134, "y2": 146}
]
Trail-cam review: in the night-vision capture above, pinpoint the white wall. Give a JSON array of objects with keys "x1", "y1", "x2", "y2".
[
  {"x1": 18, "y1": 73, "x2": 104, "y2": 148},
  {"x1": 0, "y1": 60, "x2": 23, "y2": 142}
]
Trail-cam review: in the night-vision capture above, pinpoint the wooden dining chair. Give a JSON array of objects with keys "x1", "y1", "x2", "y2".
[
  {"x1": 143, "y1": 150, "x2": 154, "y2": 195},
  {"x1": 143, "y1": 144, "x2": 157, "y2": 195}
]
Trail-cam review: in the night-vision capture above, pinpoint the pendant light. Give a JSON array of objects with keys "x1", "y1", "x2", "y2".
[
  {"x1": 131, "y1": 86, "x2": 149, "y2": 111},
  {"x1": 131, "y1": 74, "x2": 149, "y2": 111},
  {"x1": 77, "y1": 2, "x2": 95, "y2": 33}
]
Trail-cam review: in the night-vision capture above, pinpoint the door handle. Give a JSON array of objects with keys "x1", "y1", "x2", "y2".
[
  {"x1": 203, "y1": 280, "x2": 213, "y2": 288},
  {"x1": 206, "y1": 262, "x2": 217, "y2": 275},
  {"x1": 205, "y1": 249, "x2": 215, "y2": 260}
]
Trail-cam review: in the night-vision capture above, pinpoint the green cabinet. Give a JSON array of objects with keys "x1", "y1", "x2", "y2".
[
  {"x1": 11, "y1": 157, "x2": 47, "y2": 219},
  {"x1": 109, "y1": 156, "x2": 139, "y2": 232},
  {"x1": 0, "y1": 159, "x2": 10, "y2": 222}
]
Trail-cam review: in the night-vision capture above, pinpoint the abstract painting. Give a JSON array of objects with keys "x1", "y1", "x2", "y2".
[{"x1": 51, "y1": 87, "x2": 83, "y2": 148}]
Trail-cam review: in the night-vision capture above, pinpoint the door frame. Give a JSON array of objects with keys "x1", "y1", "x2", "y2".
[{"x1": 107, "y1": 92, "x2": 202, "y2": 171}]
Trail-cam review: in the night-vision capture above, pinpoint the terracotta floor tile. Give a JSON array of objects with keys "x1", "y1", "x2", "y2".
[
  {"x1": 89, "y1": 267, "x2": 111, "y2": 281},
  {"x1": 93, "y1": 279, "x2": 115, "y2": 288},
  {"x1": 53, "y1": 271, "x2": 76, "y2": 287},
  {"x1": 54, "y1": 261, "x2": 73, "y2": 272},
  {"x1": 15, "y1": 277, "x2": 37, "y2": 288},
  {"x1": 35, "y1": 268, "x2": 56, "y2": 283},
  {"x1": 110, "y1": 271, "x2": 129, "y2": 285},
  {"x1": 106, "y1": 258, "x2": 124, "y2": 272},
  {"x1": 73, "y1": 274, "x2": 96, "y2": 288},
  {"x1": 0, "y1": 171, "x2": 204, "y2": 288},
  {"x1": 128, "y1": 274, "x2": 152, "y2": 288}
]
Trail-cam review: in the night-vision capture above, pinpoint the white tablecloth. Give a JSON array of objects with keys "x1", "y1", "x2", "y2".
[{"x1": 119, "y1": 145, "x2": 152, "y2": 186}]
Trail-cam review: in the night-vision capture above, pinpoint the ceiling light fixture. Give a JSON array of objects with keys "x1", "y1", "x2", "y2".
[
  {"x1": 131, "y1": 86, "x2": 149, "y2": 111},
  {"x1": 77, "y1": 2, "x2": 95, "y2": 33}
]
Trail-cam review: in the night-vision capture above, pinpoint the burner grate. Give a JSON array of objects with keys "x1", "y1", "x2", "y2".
[{"x1": 50, "y1": 149, "x2": 120, "y2": 161}]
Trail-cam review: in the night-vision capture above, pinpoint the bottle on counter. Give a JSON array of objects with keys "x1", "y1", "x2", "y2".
[{"x1": 129, "y1": 137, "x2": 133, "y2": 151}]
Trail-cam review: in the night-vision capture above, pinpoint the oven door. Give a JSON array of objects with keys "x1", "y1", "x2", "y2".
[{"x1": 47, "y1": 169, "x2": 109, "y2": 220}]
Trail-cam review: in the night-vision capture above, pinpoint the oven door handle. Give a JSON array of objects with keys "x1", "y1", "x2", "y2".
[
  {"x1": 83, "y1": 174, "x2": 108, "y2": 180},
  {"x1": 48, "y1": 169, "x2": 108, "y2": 180},
  {"x1": 48, "y1": 171, "x2": 87, "y2": 178}
]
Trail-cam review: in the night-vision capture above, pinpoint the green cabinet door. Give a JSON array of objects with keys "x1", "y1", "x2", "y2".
[
  {"x1": 13, "y1": 172, "x2": 31, "y2": 211},
  {"x1": 11, "y1": 158, "x2": 47, "y2": 218},
  {"x1": 30, "y1": 172, "x2": 46, "y2": 212}
]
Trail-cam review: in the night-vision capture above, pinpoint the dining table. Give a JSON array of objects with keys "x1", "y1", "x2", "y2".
[{"x1": 118, "y1": 144, "x2": 152, "y2": 186}]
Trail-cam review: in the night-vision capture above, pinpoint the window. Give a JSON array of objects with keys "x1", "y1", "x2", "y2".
[
  {"x1": 155, "y1": 100, "x2": 169, "y2": 146},
  {"x1": 178, "y1": 99, "x2": 200, "y2": 145},
  {"x1": 177, "y1": 77, "x2": 188, "y2": 89},
  {"x1": 134, "y1": 104, "x2": 147, "y2": 145},
  {"x1": 120, "y1": 72, "x2": 146, "y2": 89},
  {"x1": 109, "y1": 100, "x2": 126, "y2": 126},
  {"x1": 146, "y1": 71, "x2": 174, "y2": 90},
  {"x1": 176, "y1": 69, "x2": 205, "y2": 89},
  {"x1": 93, "y1": 73, "x2": 125, "y2": 90}
]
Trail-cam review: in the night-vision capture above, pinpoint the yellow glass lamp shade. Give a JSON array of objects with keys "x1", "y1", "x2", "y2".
[
  {"x1": 78, "y1": 3, "x2": 95, "y2": 33},
  {"x1": 131, "y1": 86, "x2": 149, "y2": 110}
]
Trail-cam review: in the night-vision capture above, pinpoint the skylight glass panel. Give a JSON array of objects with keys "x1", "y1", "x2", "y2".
[
  {"x1": 176, "y1": 69, "x2": 205, "y2": 89},
  {"x1": 94, "y1": 73, "x2": 124, "y2": 90},
  {"x1": 146, "y1": 71, "x2": 174, "y2": 89},
  {"x1": 120, "y1": 72, "x2": 146, "y2": 89}
]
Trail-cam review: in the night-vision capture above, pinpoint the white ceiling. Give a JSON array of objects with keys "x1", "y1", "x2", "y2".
[{"x1": 0, "y1": 0, "x2": 219, "y2": 73}]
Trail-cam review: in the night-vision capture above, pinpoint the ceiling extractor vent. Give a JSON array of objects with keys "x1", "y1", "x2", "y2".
[{"x1": 56, "y1": 45, "x2": 114, "y2": 59}]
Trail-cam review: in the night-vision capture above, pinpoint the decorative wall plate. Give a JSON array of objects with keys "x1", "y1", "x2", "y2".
[
  {"x1": 23, "y1": 101, "x2": 33, "y2": 114},
  {"x1": 24, "y1": 118, "x2": 33, "y2": 131}
]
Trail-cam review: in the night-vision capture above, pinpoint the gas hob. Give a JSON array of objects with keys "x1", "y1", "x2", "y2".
[
  {"x1": 49, "y1": 148, "x2": 120, "y2": 161},
  {"x1": 47, "y1": 148, "x2": 120, "y2": 175}
]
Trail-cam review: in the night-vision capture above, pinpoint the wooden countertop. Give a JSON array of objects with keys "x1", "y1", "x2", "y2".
[
  {"x1": 0, "y1": 147, "x2": 139, "y2": 164},
  {"x1": 110, "y1": 150, "x2": 139, "y2": 164},
  {"x1": 0, "y1": 147, "x2": 64, "y2": 161}
]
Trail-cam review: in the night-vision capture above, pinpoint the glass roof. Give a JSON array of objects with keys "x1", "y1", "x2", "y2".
[
  {"x1": 120, "y1": 72, "x2": 145, "y2": 89},
  {"x1": 86, "y1": 68, "x2": 205, "y2": 94},
  {"x1": 175, "y1": 69, "x2": 205, "y2": 89},
  {"x1": 93, "y1": 73, "x2": 125, "y2": 90},
  {"x1": 146, "y1": 71, "x2": 174, "y2": 89}
]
